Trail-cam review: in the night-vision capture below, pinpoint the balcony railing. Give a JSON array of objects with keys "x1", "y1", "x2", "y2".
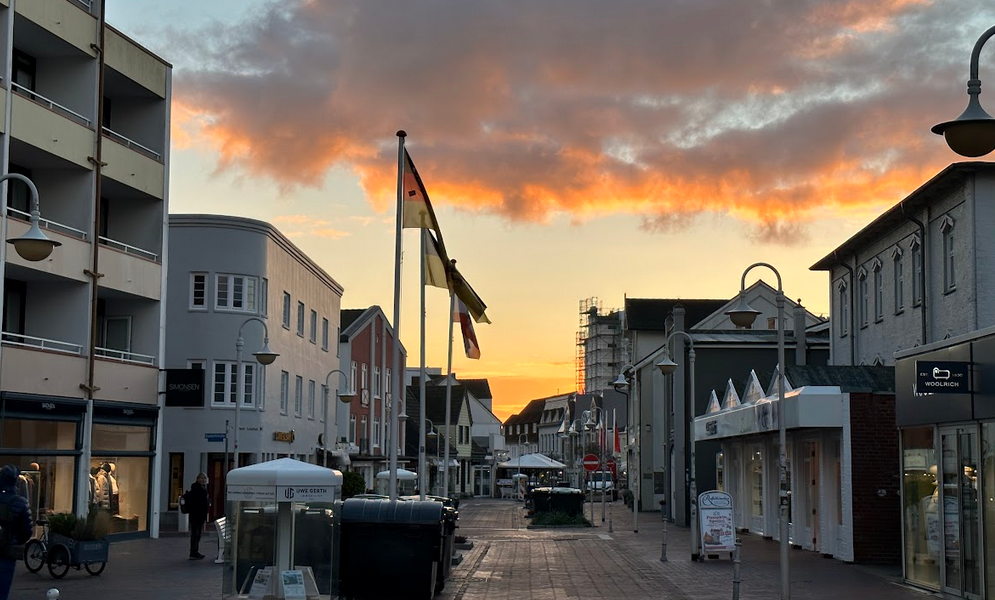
[
  {"x1": 102, "y1": 127, "x2": 162, "y2": 161},
  {"x1": 7, "y1": 208, "x2": 88, "y2": 241},
  {"x1": 2, "y1": 332, "x2": 83, "y2": 355},
  {"x1": 71, "y1": 0, "x2": 93, "y2": 12},
  {"x1": 95, "y1": 347, "x2": 156, "y2": 366},
  {"x1": 11, "y1": 83, "x2": 91, "y2": 127},
  {"x1": 98, "y1": 236, "x2": 159, "y2": 262}
]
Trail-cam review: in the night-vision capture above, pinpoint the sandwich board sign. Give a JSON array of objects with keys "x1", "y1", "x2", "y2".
[{"x1": 698, "y1": 490, "x2": 735, "y2": 554}]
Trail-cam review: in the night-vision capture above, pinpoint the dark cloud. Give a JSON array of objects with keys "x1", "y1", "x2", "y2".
[{"x1": 166, "y1": 0, "x2": 995, "y2": 234}]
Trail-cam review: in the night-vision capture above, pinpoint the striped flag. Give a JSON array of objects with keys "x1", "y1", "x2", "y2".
[
  {"x1": 423, "y1": 230, "x2": 449, "y2": 290},
  {"x1": 401, "y1": 149, "x2": 444, "y2": 240},
  {"x1": 453, "y1": 297, "x2": 481, "y2": 359}
]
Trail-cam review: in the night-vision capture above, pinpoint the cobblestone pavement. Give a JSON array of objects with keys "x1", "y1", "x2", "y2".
[{"x1": 13, "y1": 499, "x2": 936, "y2": 600}]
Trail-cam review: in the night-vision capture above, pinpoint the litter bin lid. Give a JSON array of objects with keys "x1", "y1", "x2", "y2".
[{"x1": 342, "y1": 498, "x2": 443, "y2": 524}]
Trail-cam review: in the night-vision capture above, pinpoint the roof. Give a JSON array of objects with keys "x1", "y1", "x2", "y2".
[
  {"x1": 785, "y1": 365, "x2": 895, "y2": 394},
  {"x1": 339, "y1": 309, "x2": 367, "y2": 333},
  {"x1": 405, "y1": 385, "x2": 472, "y2": 427},
  {"x1": 460, "y1": 378, "x2": 492, "y2": 400},
  {"x1": 811, "y1": 162, "x2": 992, "y2": 271},
  {"x1": 625, "y1": 298, "x2": 728, "y2": 331}
]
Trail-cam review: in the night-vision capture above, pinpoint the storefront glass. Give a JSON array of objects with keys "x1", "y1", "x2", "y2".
[
  {"x1": 902, "y1": 427, "x2": 940, "y2": 589},
  {"x1": 750, "y1": 446, "x2": 764, "y2": 532},
  {"x1": 0, "y1": 455, "x2": 76, "y2": 521},
  {"x1": 983, "y1": 422, "x2": 994, "y2": 600},
  {"x1": 2, "y1": 419, "x2": 77, "y2": 450},
  {"x1": 92, "y1": 421, "x2": 154, "y2": 534}
]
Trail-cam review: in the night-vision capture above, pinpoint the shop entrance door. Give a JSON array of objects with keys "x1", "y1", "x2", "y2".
[
  {"x1": 940, "y1": 427, "x2": 982, "y2": 599},
  {"x1": 207, "y1": 453, "x2": 233, "y2": 521},
  {"x1": 803, "y1": 440, "x2": 820, "y2": 551}
]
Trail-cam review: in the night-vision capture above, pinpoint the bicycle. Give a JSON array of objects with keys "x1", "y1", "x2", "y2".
[{"x1": 24, "y1": 519, "x2": 106, "y2": 578}]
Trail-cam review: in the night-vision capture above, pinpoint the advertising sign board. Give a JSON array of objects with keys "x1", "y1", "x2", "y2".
[{"x1": 698, "y1": 490, "x2": 736, "y2": 554}]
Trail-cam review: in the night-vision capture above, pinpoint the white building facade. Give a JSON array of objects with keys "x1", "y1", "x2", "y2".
[{"x1": 161, "y1": 215, "x2": 343, "y2": 526}]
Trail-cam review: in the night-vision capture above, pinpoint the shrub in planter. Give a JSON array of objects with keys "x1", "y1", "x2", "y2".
[
  {"x1": 530, "y1": 510, "x2": 591, "y2": 527},
  {"x1": 341, "y1": 471, "x2": 366, "y2": 499},
  {"x1": 47, "y1": 506, "x2": 111, "y2": 541}
]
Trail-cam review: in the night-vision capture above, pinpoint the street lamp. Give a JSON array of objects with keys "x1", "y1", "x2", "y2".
[
  {"x1": 233, "y1": 317, "x2": 278, "y2": 470},
  {"x1": 654, "y1": 332, "x2": 698, "y2": 561},
  {"x1": 932, "y1": 24, "x2": 995, "y2": 157},
  {"x1": 559, "y1": 418, "x2": 583, "y2": 488},
  {"x1": 613, "y1": 369, "x2": 637, "y2": 533},
  {"x1": 321, "y1": 369, "x2": 355, "y2": 467},
  {"x1": 2, "y1": 173, "x2": 61, "y2": 261},
  {"x1": 517, "y1": 433, "x2": 528, "y2": 501},
  {"x1": 584, "y1": 405, "x2": 608, "y2": 524},
  {"x1": 425, "y1": 419, "x2": 440, "y2": 496},
  {"x1": 726, "y1": 263, "x2": 789, "y2": 600}
]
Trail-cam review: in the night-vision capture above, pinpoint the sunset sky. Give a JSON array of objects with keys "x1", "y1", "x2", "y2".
[{"x1": 109, "y1": 0, "x2": 994, "y2": 420}]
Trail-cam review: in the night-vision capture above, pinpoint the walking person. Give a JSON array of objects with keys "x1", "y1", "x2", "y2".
[
  {"x1": 184, "y1": 473, "x2": 210, "y2": 560},
  {"x1": 0, "y1": 465, "x2": 32, "y2": 600}
]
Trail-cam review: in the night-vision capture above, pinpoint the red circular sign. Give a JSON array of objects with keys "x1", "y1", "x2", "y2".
[{"x1": 582, "y1": 454, "x2": 601, "y2": 471}]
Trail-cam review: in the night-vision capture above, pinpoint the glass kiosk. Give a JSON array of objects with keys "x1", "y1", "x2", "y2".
[{"x1": 224, "y1": 458, "x2": 343, "y2": 599}]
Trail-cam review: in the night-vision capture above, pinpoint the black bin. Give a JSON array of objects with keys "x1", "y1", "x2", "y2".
[
  {"x1": 436, "y1": 504, "x2": 458, "y2": 588},
  {"x1": 340, "y1": 499, "x2": 444, "y2": 599},
  {"x1": 548, "y1": 487, "x2": 585, "y2": 516},
  {"x1": 531, "y1": 487, "x2": 554, "y2": 514}
]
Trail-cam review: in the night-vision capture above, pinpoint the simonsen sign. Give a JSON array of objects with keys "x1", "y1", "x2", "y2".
[{"x1": 164, "y1": 369, "x2": 205, "y2": 407}]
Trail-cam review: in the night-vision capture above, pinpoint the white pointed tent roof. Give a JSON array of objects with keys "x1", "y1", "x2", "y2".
[
  {"x1": 706, "y1": 390, "x2": 721, "y2": 414},
  {"x1": 227, "y1": 458, "x2": 342, "y2": 488},
  {"x1": 722, "y1": 379, "x2": 741, "y2": 410},
  {"x1": 741, "y1": 370, "x2": 764, "y2": 405},
  {"x1": 376, "y1": 468, "x2": 417, "y2": 481},
  {"x1": 496, "y1": 453, "x2": 566, "y2": 470},
  {"x1": 766, "y1": 364, "x2": 794, "y2": 399}
]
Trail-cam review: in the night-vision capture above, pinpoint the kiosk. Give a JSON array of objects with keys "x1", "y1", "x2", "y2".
[
  {"x1": 374, "y1": 468, "x2": 417, "y2": 496},
  {"x1": 224, "y1": 458, "x2": 343, "y2": 599}
]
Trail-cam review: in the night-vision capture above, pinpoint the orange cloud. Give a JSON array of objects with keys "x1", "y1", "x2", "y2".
[{"x1": 166, "y1": 0, "x2": 995, "y2": 237}]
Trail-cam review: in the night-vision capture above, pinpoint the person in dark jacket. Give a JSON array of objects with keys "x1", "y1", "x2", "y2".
[
  {"x1": 0, "y1": 465, "x2": 32, "y2": 600},
  {"x1": 186, "y1": 473, "x2": 210, "y2": 559}
]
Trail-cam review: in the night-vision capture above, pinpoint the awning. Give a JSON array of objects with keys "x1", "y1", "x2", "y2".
[
  {"x1": 694, "y1": 386, "x2": 844, "y2": 442},
  {"x1": 496, "y1": 453, "x2": 566, "y2": 470},
  {"x1": 430, "y1": 458, "x2": 459, "y2": 467}
]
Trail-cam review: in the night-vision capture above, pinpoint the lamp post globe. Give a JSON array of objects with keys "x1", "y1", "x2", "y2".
[
  {"x1": 932, "y1": 24, "x2": 995, "y2": 157},
  {"x1": 725, "y1": 295, "x2": 762, "y2": 328},
  {"x1": 655, "y1": 353, "x2": 678, "y2": 376},
  {"x1": 9, "y1": 224, "x2": 60, "y2": 261}
]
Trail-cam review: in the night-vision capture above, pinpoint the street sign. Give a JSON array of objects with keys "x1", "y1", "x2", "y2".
[
  {"x1": 582, "y1": 454, "x2": 600, "y2": 471},
  {"x1": 205, "y1": 433, "x2": 226, "y2": 443}
]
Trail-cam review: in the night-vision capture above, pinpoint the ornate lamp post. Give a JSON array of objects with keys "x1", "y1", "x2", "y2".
[
  {"x1": 932, "y1": 25, "x2": 995, "y2": 157},
  {"x1": 321, "y1": 369, "x2": 355, "y2": 467},
  {"x1": 232, "y1": 317, "x2": 278, "y2": 470}
]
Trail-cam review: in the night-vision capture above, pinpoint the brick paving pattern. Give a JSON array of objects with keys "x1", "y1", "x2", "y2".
[{"x1": 13, "y1": 498, "x2": 932, "y2": 599}]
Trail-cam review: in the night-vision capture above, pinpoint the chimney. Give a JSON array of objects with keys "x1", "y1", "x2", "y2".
[{"x1": 793, "y1": 299, "x2": 807, "y2": 366}]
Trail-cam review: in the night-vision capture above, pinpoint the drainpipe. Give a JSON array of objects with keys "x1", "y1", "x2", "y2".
[
  {"x1": 78, "y1": 0, "x2": 107, "y2": 516},
  {"x1": 900, "y1": 204, "x2": 928, "y2": 346},
  {"x1": 793, "y1": 301, "x2": 807, "y2": 366},
  {"x1": 833, "y1": 252, "x2": 856, "y2": 364}
]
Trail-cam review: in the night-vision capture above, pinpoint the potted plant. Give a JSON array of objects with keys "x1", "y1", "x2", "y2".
[{"x1": 47, "y1": 505, "x2": 111, "y2": 565}]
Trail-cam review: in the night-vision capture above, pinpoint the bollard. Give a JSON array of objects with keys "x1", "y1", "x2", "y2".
[
  {"x1": 46, "y1": 589, "x2": 60, "y2": 600},
  {"x1": 659, "y1": 499, "x2": 668, "y2": 562},
  {"x1": 608, "y1": 508, "x2": 614, "y2": 534},
  {"x1": 732, "y1": 538, "x2": 742, "y2": 600}
]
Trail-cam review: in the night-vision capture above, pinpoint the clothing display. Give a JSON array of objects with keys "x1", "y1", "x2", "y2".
[{"x1": 90, "y1": 462, "x2": 119, "y2": 513}]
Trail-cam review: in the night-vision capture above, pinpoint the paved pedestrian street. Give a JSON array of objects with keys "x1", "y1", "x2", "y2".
[{"x1": 14, "y1": 499, "x2": 931, "y2": 600}]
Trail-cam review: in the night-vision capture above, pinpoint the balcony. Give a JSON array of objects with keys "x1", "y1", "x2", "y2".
[
  {"x1": 10, "y1": 90, "x2": 94, "y2": 170},
  {"x1": 5, "y1": 216, "x2": 90, "y2": 283},
  {"x1": 16, "y1": 0, "x2": 98, "y2": 56},
  {"x1": 102, "y1": 127, "x2": 161, "y2": 162},
  {"x1": 93, "y1": 356, "x2": 158, "y2": 404},
  {"x1": 98, "y1": 236, "x2": 162, "y2": 301},
  {"x1": 0, "y1": 334, "x2": 86, "y2": 398},
  {"x1": 101, "y1": 134, "x2": 165, "y2": 199}
]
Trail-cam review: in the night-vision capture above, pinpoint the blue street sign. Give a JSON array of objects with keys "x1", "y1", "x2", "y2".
[{"x1": 205, "y1": 433, "x2": 226, "y2": 443}]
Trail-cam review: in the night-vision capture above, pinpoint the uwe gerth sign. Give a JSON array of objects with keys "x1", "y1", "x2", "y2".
[{"x1": 915, "y1": 361, "x2": 970, "y2": 394}]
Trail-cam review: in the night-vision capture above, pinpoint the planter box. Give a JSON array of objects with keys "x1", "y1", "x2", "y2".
[{"x1": 50, "y1": 533, "x2": 109, "y2": 564}]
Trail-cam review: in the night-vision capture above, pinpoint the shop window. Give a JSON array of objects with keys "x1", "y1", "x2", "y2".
[
  {"x1": 983, "y1": 423, "x2": 995, "y2": 600},
  {"x1": 902, "y1": 427, "x2": 939, "y2": 589},
  {"x1": 89, "y1": 456, "x2": 149, "y2": 533},
  {"x1": 168, "y1": 453, "x2": 184, "y2": 510},
  {"x1": 0, "y1": 455, "x2": 76, "y2": 524},
  {"x1": 92, "y1": 423, "x2": 151, "y2": 452}
]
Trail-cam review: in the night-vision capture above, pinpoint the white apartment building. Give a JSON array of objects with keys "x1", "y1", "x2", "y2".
[
  {"x1": 162, "y1": 215, "x2": 344, "y2": 527},
  {"x1": 0, "y1": 2, "x2": 170, "y2": 538}
]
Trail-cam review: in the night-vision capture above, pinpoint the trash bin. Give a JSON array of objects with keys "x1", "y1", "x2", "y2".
[
  {"x1": 436, "y1": 504, "x2": 458, "y2": 590},
  {"x1": 547, "y1": 487, "x2": 584, "y2": 516},
  {"x1": 531, "y1": 487, "x2": 553, "y2": 514},
  {"x1": 339, "y1": 498, "x2": 444, "y2": 599}
]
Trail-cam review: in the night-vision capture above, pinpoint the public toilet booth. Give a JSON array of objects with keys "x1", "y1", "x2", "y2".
[
  {"x1": 224, "y1": 458, "x2": 343, "y2": 599},
  {"x1": 374, "y1": 468, "x2": 417, "y2": 496}
]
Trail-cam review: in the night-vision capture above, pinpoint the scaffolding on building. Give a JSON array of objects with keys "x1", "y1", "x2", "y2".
[{"x1": 576, "y1": 298, "x2": 625, "y2": 395}]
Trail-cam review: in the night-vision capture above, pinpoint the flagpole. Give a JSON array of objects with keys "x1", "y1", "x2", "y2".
[
  {"x1": 443, "y1": 285, "x2": 456, "y2": 498},
  {"x1": 389, "y1": 130, "x2": 406, "y2": 501},
  {"x1": 419, "y1": 227, "x2": 428, "y2": 501}
]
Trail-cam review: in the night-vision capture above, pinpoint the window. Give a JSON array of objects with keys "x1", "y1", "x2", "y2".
[
  {"x1": 857, "y1": 268, "x2": 868, "y2": 327},
  {"x1": 941, "y1": 216, "x2": 955, "y2": 292},
  {"x1": 260, "y1": 279, "x2": 268, "y2": 317},
  {"x1": 12, "y1": 50, "x2": 36, "y2": 92},
  {"x1": 294, "y1": 376, "x2": 303, "y2": 416},
  {"x1": 360, "y1": 416, "x2": 368, "y2": 448},
  {"x1": 350, "y1": 361, "x2": 358, "y2": 394},
  {"x1": 307, "y1": 380, "x2": 316, "y2": 419},
  {"x1": 215, "y1": 274, "x2": 258, "y2": 312},
  {"x1": 893, "y1": 248, "x2": 904, "y2": 313},
  {"x1": 361, "y1": 364, "x2": 368, "y2": 391},
  {"x1": 212, "y1": 361, "x2": 255, "y2": 407},
  {"x1": 321, "y1": 318, "x2": 329, "y2": 351},
  {"x1": 349, "y1": 414, "x2": 357, "y2": 444},
  {"x1": 373, "y1": 417, "x2": 381, "y2": 447},
  {"x1": 872, "y1": 260, "x2": 883, "y2": 322},
  {"x1": 837, "y1": 281, "x2": 848, "y2": 337},
  {"x1": 309, "y1": 310, "x2": 317, "y2": 344},
  {"x1": 361, "y1": 364, "x2": 369, "y2": 407},
  {"x1": 7, "y1": 164, "x2": 32, "y2": 215},
  {"x1": 282, "y1": 293, "x2": 291, "y2": 329},
  {"x1": 911, "y1": 238, "x2": 923, "y2": 306},
  {"x1": 336, "y1": 327, "x2": 341, "y2": 357},
  {"x1": 320, "y1": 385, "x2": 328, "y2": 422},
  {"x1": 280, "y1": 371, "x2": 289, "y2": 413},
  {"x1": 189, "y1": 273, "x2": 207, "y2": 309},
  {"x1": 297, "y1": 302, "x2": 305, "y2": 336},
  {"x1": 385, "y1": 368, "x2": 391, "y2": 400},
  {"x1": 373, "y1": 366, "x2": 381, "y2": 399}
]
